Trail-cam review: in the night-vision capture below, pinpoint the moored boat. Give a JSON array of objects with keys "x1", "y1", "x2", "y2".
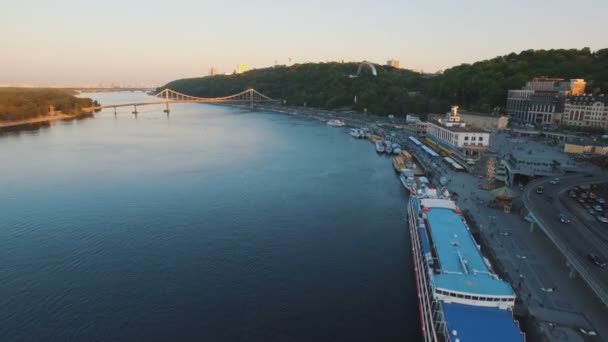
[
  {"x1": 327, "y1": 119, "x2": 345, "y2": 127},
  {"x1": 407, "y1": 189, "x2": 524, "y2": 342},
  {"x1": 375, "y1": 141, "x2": 385, "y2": 153}
]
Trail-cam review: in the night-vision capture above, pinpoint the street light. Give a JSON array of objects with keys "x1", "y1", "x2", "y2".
[{"x1": 516, "y1": 254, "x2": 527, "y2": 272}]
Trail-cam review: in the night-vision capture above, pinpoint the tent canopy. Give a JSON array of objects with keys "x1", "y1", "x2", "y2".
[{"x1": 493, "y1": 187, "x2": 513, "y2": 200}]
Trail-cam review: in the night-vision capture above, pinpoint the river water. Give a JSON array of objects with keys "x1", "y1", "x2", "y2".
[{"x1": 0, "y1": 92, "x2": 419, "y2": 341}]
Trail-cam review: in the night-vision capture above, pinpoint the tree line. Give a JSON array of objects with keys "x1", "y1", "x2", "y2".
[
  {"x1": 159, "y1": 48, "x2": 608, "y2": 116},
  {"x1": 0, "y1": 88, "x2": 96, "y2": 121}
]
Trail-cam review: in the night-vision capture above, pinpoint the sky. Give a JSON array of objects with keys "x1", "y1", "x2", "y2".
[{"x1": 1, "y1": 0, "x2": 607, "y2": 87}]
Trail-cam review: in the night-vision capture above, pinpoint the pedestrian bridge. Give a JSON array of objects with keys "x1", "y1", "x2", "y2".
[{"x1": 82, "y1": 88, "x2": 279, "y2": 114}]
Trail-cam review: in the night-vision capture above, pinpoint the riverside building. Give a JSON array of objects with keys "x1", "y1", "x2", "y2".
[
  {"x1": 562, "y1": 95, "x2": 608, "y2": 129},
  {"x1": 425, "y1": 106, "x2": 490, "y2": 156},
  {"x1": 507, "y1": 78, "x2": 585, "y2": 125}
]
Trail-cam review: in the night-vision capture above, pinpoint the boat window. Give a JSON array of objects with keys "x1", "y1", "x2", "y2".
[{"x1": 471, "y1": 296, "x2": 479, "y2": 300}]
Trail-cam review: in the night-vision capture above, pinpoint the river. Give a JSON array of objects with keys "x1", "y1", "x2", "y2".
[{"x1": 0, "y1": 92, "x2": 419, "y2": 341}]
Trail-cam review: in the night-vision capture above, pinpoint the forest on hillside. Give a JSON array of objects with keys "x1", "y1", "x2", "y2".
[
  {"x1": 0, "y1": 88, "x2": 96, "y2": 121},
  {"x1": 160, "y1": 48, "x2": 608, "y2": 116}
]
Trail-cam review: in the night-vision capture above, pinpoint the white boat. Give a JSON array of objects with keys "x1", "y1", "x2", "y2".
[
  {"x1": 349, "y1": 129, "x2": 361, "y2": 138},
  {"x1": 327, "y1": 119, "x2": 345, "y2": 127},
  {"x1": 399, "y1": 169, "x2": 416, "y2": 193},
  {"x1": 384, "y1": 141, "x2": 393, "y2": 154},
  {"x1": 391, "y1": 143, "x2": 401, "y2": 155},
  {"x1": 375, "y1": 141, "x2": 385, "y2": 153}
]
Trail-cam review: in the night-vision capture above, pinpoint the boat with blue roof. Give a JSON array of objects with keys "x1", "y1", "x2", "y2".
[{"x1": 407, "y1": 185, "x2": 525, "y2": 342}]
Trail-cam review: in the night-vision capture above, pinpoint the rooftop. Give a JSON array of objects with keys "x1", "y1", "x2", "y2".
[
  {"x1": 428, "y1": 120, "x2": 489, "y2": 133},
  {"x1": 442, "y1": 302, "x2": 525, "y2": 342},
  {"x1": 424, "y1": 205, "x2": 515, "y2": 297}
]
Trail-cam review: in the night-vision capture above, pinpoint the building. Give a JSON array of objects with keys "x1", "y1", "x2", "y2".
[
  {"x1": 562, "y1": 95, "x2": 608, "y2": 129},
  {"x1": 386, "y1": 59, "x2": 400, "y2": 68},
  {"x1": 501, "y1": 149, "x2": 573, "y2": 185},
  {"x1": 456, "y1": 110, "x2": 509, "y2": 130},
  {"x1": 406, "y1": 114, "x2": 420, "y2": 123},
  {"x1": 425, "y1": 106, "x2": 490, "y2": 156},
  {"x1": 507, "y1": 78, "x2": 586, "y2": 125},
  {"x1": 208, "y1": 67, "x2": 218, "y2": 76},
  {"x1": 564, "y1": 137, "x2": 608, "y2": 155},
  {"x1": 235, "y1": 64, "x2": 250, "y2": 74}
]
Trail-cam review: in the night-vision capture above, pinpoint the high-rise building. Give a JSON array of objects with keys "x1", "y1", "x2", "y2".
[
  {"x1": 235, "y1": 64, "x2": 250, "y2": 74},
  {"x1": 208, "y1": 67, "x2": 218, "y2": 76},
  {"x1": 387, "y1": 59, "x2": 400, "y2": 68},
  {"x1": 506, "y1": 78, "x2": 586, "y2": 125}
]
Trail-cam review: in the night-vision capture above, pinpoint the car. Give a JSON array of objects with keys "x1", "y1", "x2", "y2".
[
  {"x1": 596, "y1": 215, "x2": 608, "y2": 223},
  {"x1": 593, "y1": 205, "x2": 604, "y2": 212},
  {"x1": 588, "y1": 208, "x2": 596, "y2": 215},
  {"x1": 588, "y1": 253, "x2": 607, "y2": 268},
  {"x1": 598, "y1": 198, "x2": 606, "y2": 204},
  {"x1": 583, "y1": 203, "x2": 592, "y2": 209},
  {"x1": 580, "y1": 193, "x2": 587, "y2": 199},
  {"x1": 536, "y1": 186, "x2": 544, "y2": 194},
  {"x1": 589, "y1": 193, "x2": 597, "y2": 199},
  {"x1": 569, "y1": 191, "x2": 577, "y2": 198},
  {"x1": 550, "y1": 178, "x2": 560, "y2": 185},
  {"x1": 559, "y1": 214, "x2": 570, "y2": 223},
  {"x1": 577, "y1": 198, "x2": 586, "y2": 204},
  {"x1": 584, "y1": 174, "x2": 593, "y2": 178}
]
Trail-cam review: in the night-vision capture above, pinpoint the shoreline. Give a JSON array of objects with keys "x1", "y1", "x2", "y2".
[{"x1": 0, "y1": 114, "x2": 78, "y2": 129}]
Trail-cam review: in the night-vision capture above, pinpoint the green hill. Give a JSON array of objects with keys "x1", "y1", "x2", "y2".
[{"x1": 161, "y1": 48, "x2": 608, "y2": 116}]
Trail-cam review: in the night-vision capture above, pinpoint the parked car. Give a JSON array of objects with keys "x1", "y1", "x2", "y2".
[
  {"x1": 588, "y1": 208, "x2": 596, "y2": 215},
  {"x1": 578, "y1": 198, "x2": 586, "y2": 204},
  {"x1": 596, "y1": 215, "x2": 608, "y2": 223},
  {"x1": 598, "y1": 198, "x2": 606, "y2": 204},
  {"x1": 559, "y1": 214, "x2": 570, "y2": 223},
  {"x1": 569, "y1": 191, "x2": 577, "y2": 198},
  {"x1": 583, "y1": 203, "x2": 592, "y2": 209},
  {"x1": 589, "y1": 192, "x2": 597, "y2": 199},
  {"x1": 536, "y1": 186, "x2": 544, "y2": 194},
  {"x1": 588, "y1": 254, "x2": 607, "y2": 268},
  {"x1": 593, "y1": 205, "x2": 604, "y2": 212},
  {"x1": 550, "y1": 178, "x2": 560, "y2": 185}
]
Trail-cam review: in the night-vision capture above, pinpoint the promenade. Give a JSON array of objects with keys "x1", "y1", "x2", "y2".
[{"x1": 410, "y1": 131, "x2": 608, "y2": 341}]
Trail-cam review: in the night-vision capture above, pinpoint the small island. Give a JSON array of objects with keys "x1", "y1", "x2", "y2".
[{"x1": 0, "y1": 88, "x2": 98, "y2": 128}]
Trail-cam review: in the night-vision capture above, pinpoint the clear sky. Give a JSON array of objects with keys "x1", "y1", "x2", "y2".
[{"x1": 1, "y1": 0, "x2": 607, "y2": 86}]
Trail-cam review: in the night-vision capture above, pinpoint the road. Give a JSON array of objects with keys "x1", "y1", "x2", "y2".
[{"x1": 524, "y1": 173, "x2": 608, "y2": 307}]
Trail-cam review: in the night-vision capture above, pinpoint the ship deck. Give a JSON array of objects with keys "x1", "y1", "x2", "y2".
[
  {"x1": 425, "y1": 206, "x2": 514, "y2": 297},
  {"x1": 441, "y1": 302, "x2": 525, "y2": 341}
]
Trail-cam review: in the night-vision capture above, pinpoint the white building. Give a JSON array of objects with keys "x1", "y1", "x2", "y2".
[
  {"x1": 387, "y1": 59, "x2": 400, "y2": 68},
  {"x1": 426, "y1": 106, "x2": 490, "y2": 156},
  {"x1": 562, "y1": 95, "x2": 608, "y2": 128}
]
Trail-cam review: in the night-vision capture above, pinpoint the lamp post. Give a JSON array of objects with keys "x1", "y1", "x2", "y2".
[{"x1": 516, "y1": 254, "x2": 527, "y2": 273}]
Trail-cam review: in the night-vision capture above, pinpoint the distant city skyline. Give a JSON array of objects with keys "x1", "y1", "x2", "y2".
[{"x1": 1, "y1": 0, "x2": 607, "y2": 86}]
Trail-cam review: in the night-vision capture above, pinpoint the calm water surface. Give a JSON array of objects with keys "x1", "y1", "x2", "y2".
[{"x1": 0, "y1": 92, "x2": 419, "y2": 341}]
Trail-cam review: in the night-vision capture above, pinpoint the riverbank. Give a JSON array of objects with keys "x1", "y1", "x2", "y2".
[{"x1": 0, "y1": 114, "x2": 80, "y2": 129}]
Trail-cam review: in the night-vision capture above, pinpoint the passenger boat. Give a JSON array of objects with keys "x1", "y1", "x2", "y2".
[
  {"x1": 399, "y1": 169, "x2": 416, "y2": 194},
  {"x1": 327, "y1": 119, "x2": 345, "y2": 127},
  {"x1": 349, "y1": 128, "x2": 361, "y2": 138},
  {"x1": 407, "y1": 186, "x2": 525, "y2": 342},
  {"x1": 375, "y1": 141, "x2": 385, "y2": 153},
  {"x1": 384, "y1": 141, "x2": 393, "y2": 154}
]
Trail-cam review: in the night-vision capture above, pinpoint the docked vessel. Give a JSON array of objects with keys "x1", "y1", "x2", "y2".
[
  {"x1": 326, "y1": 119, "x2": 345, "y2": 127},
  {"x1": 407, "y1": 188, "x2": 525, "y2": 342},
  {"x1": 375, "y1": 141, "x2": 385, "y2": 153},
  {"x1": 384, "y1": 141, "x2": 393, "y2": 154},
  {"x1": 399, "y1": 169, "x2": 416, "y2": 194},
  {"x1": 349, "y1": 128, "x2": 361, "y2": 138}
]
